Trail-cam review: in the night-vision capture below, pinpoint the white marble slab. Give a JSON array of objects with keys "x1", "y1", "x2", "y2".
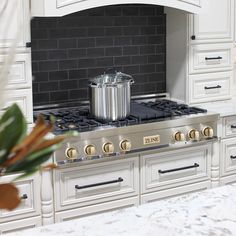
[
  {"x1": 198, "y1": 98, "x2": 236, "y2": 117},
  {"x1": 9, "y1": 184, "x2": 236, "y2": 236}
]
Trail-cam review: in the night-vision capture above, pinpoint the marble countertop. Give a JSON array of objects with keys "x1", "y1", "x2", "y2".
[
  {"x1": 10, "y1": 184, "x2": 236, "y2": 236},
  {"x1": 198, "y1": 98, "x2": 236, "y2": 117}
]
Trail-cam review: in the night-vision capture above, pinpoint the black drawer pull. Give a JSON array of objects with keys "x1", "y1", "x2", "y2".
[
  {"x1": 158, "y1": 163, "x2": 200, "y2": 174},
  {"x1": 21, "y1": 194, "x2": 28, "y2": 200},
  {"x1": 204, "y1": 85, "x2": 222, "y2": 90},
  {"x1": 205, "y1": 56, "x2": 222, "y2": 61},
  {"x1": 230, "y1": 155, "x2": 236, "y2": 159},
  {"x1": 75, "y1": 177, "x2": 124, "y2": 190},
  {"x1": 231, "y1": 125, "x2": 236, "y2": 129}
]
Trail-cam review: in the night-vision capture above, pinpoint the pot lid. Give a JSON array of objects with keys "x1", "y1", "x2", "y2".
[{"x1": 90, "y1": 69, "x2": 133, "y2": 86}]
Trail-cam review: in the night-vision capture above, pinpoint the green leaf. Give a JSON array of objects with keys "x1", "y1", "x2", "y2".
[
  {"x1": 5, "y1": 144, "x2": 60, "y2": 173},
  {"x1": 0, "y1": 104, "x2": 27, "y2": 164}
]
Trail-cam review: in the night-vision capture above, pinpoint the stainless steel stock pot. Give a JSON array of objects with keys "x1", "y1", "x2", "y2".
[{"x1": 89, "y1": 69, "x2": 134, "y2": 121}]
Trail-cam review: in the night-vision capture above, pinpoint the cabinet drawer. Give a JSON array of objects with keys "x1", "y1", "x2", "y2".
[
  {"x1": 141, "y1": 145, "x2": 211, "y2": 194},
  {"x1": 0, "y1": 173, "x2": 40, "y2": 223},
  {"x1": 141, "y1": 181, "x2": 211, "y2": 204},
  {"x1": 0, "y1": 53, "x2": 32, "y2": 89},
  {"x1": 55, "y1": 196, "x2": 139, "y2": 223},
  {"x1": 224, "y1": 116, "x2": 236, "y2": 138},
  {"x1": 189, "y1": 44, "x2": 233, "y2": 74},
  {"x1": 221, "y1": 138, "x2": 236, "y2": 176},
  {"x1": 189, "y1": 72, "x2": 232, "y2": 104},
  {"x1": 0, "y1": 216, "x2": 41, "y2": 235},
  {"x1": 1, "y1": 89, "x2": 33, "y2": 123},
  {"x1": 54, "y1": 157, "x2": 139, "y2": 211}
]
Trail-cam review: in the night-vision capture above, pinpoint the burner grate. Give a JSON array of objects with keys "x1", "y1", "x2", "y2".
[{"x1": 34, "y1": 99, "x2": 207, "y2": 134}]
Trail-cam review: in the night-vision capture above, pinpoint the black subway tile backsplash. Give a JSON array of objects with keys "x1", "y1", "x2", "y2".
[
  {"x1": 49, "y1": 71, "x2": 68, "y2": 81},
  {"x1": 51, "y1": 91, "x2": 69, "y2": 101},
  {"x1": 49, "y1": 50, "x2": 68, "y2": 60},
  {"x1": 31, "y1": 4, "x2": 166, "y2": 106},
  {"x1": 69, "y1": 69, "x2": 87, "y2": 79}
]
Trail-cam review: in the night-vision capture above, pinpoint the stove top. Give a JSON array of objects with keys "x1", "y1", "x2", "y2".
[{"x1": 34, "y1": 99, "x2": 207, "y2": 134}]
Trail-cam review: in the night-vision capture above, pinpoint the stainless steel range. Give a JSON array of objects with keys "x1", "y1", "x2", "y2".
[{"x1": 34, "y1": 95, "x2": 219, "y2": 166}]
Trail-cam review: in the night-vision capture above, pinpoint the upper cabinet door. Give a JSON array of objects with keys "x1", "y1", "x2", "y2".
[
  {"x1": 0, "y1": 0, "x2": 30, "y2": 48},
  {"x1": 189, "y1": 0, "x2": 234, "y2": 44}
]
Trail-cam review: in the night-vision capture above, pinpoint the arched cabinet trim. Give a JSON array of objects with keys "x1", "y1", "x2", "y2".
[{"x1": 31, "y1": 0, "x2": 202, "y2": 17}]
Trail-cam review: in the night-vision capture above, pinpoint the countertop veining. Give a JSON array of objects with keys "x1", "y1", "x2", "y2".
[{"x1": 9, "y1": 184, "x2": 236, "y2": 236}]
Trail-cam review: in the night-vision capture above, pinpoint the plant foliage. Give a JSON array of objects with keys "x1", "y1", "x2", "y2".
[{"x1": 0, "y1": 104, "x2": 67, "y2": 210}]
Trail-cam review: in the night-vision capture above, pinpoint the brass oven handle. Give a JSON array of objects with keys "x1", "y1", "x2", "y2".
[
  {"x1": 75, "y1": 177, "x2": 124, "y2": 190},
  {"x1": 158, "y1": 163, "x2": 199, "y2": 174}
]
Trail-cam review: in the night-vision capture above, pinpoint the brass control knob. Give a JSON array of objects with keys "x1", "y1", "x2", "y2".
[
  {"x1": 120, "y1": 140, "x2": 132, "y2": 152},
  {"x1": 84, "y1": 145, "x2": 96, "y2": 156},
  {"x1": 202, "y1": 127, "x2": 214, "y2": 138},
  {"x1": 173, "y1": 131, "x2": 185, "y2": 142},
  {"x1": 188, "y1": 129, "x2": 200, "y2": 141},
  {"x1": 65, "y1": 148, "x2": 78, "y2": 160},
  {"x1": 103, "y1": 142, "x2": 114, "y2": 154}
]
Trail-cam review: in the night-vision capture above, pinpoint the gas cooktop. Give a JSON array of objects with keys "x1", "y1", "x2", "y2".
[
  {"x1": 34, "y1": 99, "x2": 207, "y2": 134},
  {"x1": 33, "y1": 96, "x2": 219, "y2": 165}
]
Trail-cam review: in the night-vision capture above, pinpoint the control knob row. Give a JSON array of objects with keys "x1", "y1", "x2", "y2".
[
  {"x1": 65, "y1": 140, "x2": 132, "y2": 160},
  {"x1": 173, "y1": 127, "x2": 214, "y2": 142}
]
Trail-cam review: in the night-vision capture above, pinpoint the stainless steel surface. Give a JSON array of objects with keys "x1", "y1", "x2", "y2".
[
  {"x1": 33, "y1": 93, "x2": 169, "y2": 111},
  {"x1": 89, "y1": 70, "x2": 134, "y2": 121},
  {"x1": 54, "y1": 112, "x2": 219, "y2": 166},
  {"x1": 34, "y1": 94, "x2": 219, "y2": 167}
]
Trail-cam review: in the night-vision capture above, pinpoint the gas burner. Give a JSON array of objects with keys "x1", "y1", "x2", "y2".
[{"x1": 34, "y1": 99, "x2": 208, "y2": 134}]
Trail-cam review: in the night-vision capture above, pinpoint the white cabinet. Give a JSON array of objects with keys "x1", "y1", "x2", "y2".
[
  {"x1": 0, "y1": 0, "x2": 33, "y2": 124},
  {"x1": 224, "y1": 115, "x2": 236, "y2": 138},
  {"x1": 189, "y1": 0, "x2": 234, "y2": 44},
  {"x1": 0, "y1": 53, "x2": 32, "y2": 89},
  {"x1": 166, "y1": 0, "x2": 234, "y2": 104},
  {"x1": 0, "y1": 217, "x2": 41, "y2": 235},
  {"x1": 189, "y1": 71, "x2": 233, "y2": 104},
  {"x1": 54, "y1": 157, "x2": 139, "y2": 211},
  {"x1": 189, "y1": 44, "x2": 233, "y2": 74},
  {"x1": 221, "y1": 138, "x2": 236, "y2": 177},
  {"x1": 0, "y1": 173, "x2": 41, "y2": 224},
  {"x1": 219, "y1": 116, "x2": 236, "y2": 186},
  {"x1": 31, "y1": 0, "x2": 202, "y2": 17},
  {"x1": 55, "y1": 197, "x2": 139, "y2": 223},
  {"x1": 141, "y1": 145, "x2": 211, "y2": 194},
  {"x1": 220, "y1": 174, "x2": 236, "y2": 185},
  {"x1": 1, "y1": 89, "x2": 33, "y2": 123},
  {"x1": 0, "y1": 0, "x2": 30, "y2": 48},
  {"x1": 141, "y1": 181, "x2": 211, "y2": 204}
]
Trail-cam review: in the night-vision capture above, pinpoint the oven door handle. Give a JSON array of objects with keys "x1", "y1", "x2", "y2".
[
  {"x1": 158, "y1": 163, "x2": 200, "y2": 174},
  {"x1": 75, "y1": 177, "x2": 124, "y2": 190}
]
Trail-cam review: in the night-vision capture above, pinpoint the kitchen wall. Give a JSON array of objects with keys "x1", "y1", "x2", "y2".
[{"x1": 31, "y1": 4, "x2": 166, "y2": 106}]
